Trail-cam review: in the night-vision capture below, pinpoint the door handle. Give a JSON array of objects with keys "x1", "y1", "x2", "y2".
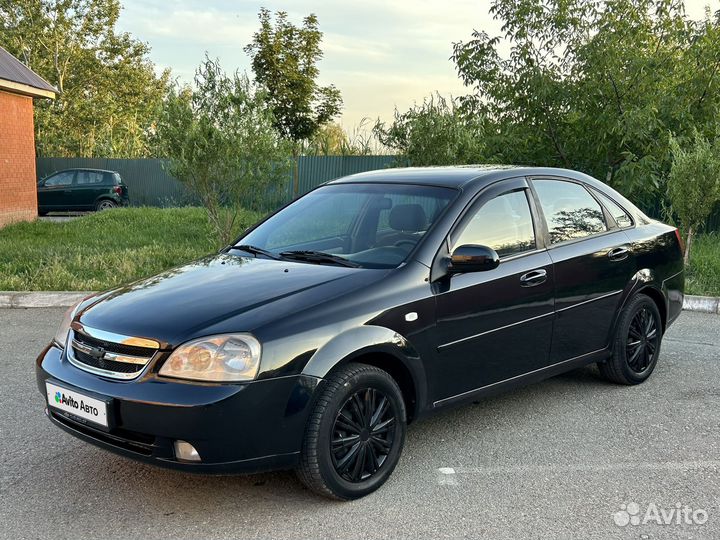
[
  {"x1": 607, "y1": 246, "x2": 630, "y2": 261},
  {"x1": 520, "y1": 269, "x2": 547, "y2": 287}
]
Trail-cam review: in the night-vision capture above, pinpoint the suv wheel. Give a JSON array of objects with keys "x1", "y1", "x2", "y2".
[
  {"x1": 297, "y1": 363, "x2": 406, "y2": 500},
  {"x1": 96, "y1": 199, "x2": 117, "y2": 211},
  {"x1": 598, "y1": 294, "x2": 663, "y2": 385}
]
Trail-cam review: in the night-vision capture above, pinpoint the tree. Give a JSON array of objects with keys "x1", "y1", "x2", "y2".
[
  {"x1": 244, "y1": 8, "x2": 342, "y2": 195},
  {"x1": 304, "y1": 120, "x2": 378, "y2": 155},
  {"x1": 667, "y1": 131, "x2": 720, "y2": 264},
  {"x1": 451, "y1": 0, "x2": 720, "y2": 207},
  {"x1": 0, "y1": 0, "x2": 169, "y2": 157},
  {"x1": 156, "y1": 56, "x2": 291, "y2": 245},
  {"x1": 373, "y1": 94, "x2": 487, "y2": 166}
]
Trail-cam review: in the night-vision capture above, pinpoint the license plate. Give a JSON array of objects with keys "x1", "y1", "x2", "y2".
[{"x1": 46, "y1": 382, "x2": 109, "y2": 428}]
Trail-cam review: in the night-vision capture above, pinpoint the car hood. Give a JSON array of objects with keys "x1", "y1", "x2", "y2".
[{"x1": 77, "y1": 253, "x2": 384, "y2": 347}]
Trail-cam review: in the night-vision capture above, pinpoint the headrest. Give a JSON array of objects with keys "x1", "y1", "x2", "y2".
[{"x1": 389, "y1": 204, "x2": 427, "y2": 232}]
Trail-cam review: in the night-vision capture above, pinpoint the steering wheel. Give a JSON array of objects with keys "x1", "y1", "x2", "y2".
[{"x1": 394, "y1": 240, "x2": 416, "y2": 250}]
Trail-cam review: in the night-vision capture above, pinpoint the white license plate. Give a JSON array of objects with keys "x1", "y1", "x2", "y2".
[{"x1": 46, "y1": 382, "x2": 109, "y2": 428}]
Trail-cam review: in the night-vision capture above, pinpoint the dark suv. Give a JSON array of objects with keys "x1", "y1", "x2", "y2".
[{"x1": 37, "y1": 168, "x2": 129, "y2": 214}]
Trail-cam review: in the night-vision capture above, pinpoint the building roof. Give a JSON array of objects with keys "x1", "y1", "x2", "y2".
[{"x1": 0, "y1": 45, "x2": 57, "y2": 99}]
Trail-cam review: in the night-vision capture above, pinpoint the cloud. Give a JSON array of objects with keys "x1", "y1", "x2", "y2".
[{"x1": 118, "y1": 0, "x2": 720, "y2": 128}]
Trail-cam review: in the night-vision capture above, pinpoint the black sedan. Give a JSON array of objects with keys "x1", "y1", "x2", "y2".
[{"x1": 36, "y1": 166, "x2": 684, "y2": 500}]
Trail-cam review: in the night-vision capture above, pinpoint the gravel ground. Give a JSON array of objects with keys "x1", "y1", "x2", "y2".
[{"x1": 1, "y1": 308, "x2": 718, "y2": 540}]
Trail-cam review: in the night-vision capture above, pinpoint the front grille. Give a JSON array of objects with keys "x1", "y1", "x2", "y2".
[
  {"x1": 72, "y1": 347, "x2": 144, "y2": 374},
  {"x1": 74, "y1": 330, "x2": 155, "y2": 357},
  {"x1": 67, "y1": 327, "x2": 157, "y2": 380}
]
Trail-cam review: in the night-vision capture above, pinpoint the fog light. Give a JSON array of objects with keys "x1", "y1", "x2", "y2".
[{"x1": 174, "y1": 440, "x2": 201, "y2": 462}]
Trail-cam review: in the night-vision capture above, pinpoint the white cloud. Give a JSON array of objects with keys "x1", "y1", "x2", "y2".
[{"x1": 118, "y1": 0, "x2": 720, "y2": 128}]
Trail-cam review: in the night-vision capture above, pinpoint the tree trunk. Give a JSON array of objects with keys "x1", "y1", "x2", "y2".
[
  {"x1": 684, "y1": 226, "x2": 693, "y2": 266},
  {"x1": 292, "y1": 147, "x2": 300, "y2": 199}
]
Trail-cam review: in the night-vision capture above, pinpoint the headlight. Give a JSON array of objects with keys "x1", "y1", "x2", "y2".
[
  {"x1": 53, "y1": 301, "x2": 82, "y2": 348},
  {"x1": 159, "y1": 334, "x2": 261, "y2": 382}
]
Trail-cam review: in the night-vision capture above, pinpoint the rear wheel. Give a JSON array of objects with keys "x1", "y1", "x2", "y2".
[
  {"x1": 598, "y1": 294, "x2": 663, "y2": 385},
  {"x1": 297, "y1": 363, "x2": 406, "y2": 500},
  {"x1": 95, "y1": 199, "x2": 117, "y2": 211}
]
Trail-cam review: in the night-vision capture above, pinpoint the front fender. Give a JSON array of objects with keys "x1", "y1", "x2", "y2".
[{"x1": 301, "y1": 325, "x2": 427, "y2": 418}]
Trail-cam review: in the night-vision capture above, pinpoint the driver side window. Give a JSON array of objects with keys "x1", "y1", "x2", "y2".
[
  {"x1": 452, "y1": 190, "x2": 536, "y2": 258},
  {"x1": 44, "y1": 171, "x2": 74, "y2": 186}
]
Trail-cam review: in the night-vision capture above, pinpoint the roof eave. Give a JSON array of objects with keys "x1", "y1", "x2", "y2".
[{"x1": 0, "y1": 78, "x2": 56, "y2": 99}]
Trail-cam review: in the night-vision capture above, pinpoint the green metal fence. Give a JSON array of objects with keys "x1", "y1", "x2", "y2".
[
  {"x1": 35, "y1": 156, "x2": 720, "y2": 230},
  {"x1": 36, "y1": 158, "x2": 186, "y2": 207},
  {"x1": 36, "y1": 156, "x2": 399, "y2": 207}
]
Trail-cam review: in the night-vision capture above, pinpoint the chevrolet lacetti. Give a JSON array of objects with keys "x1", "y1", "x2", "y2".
[{"x1": 37, "y1": 166, "x2": 685, "y2": 499}]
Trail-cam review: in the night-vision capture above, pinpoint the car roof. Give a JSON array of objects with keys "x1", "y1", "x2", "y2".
[
  {"x1": 326, "y1": 165, "x2": 596, "y2": 190},
  {"x1": 52, "y1": 168, "x2": 117, "y2": 174},
  {"x1": 327, "y1": 164, "x2": 649, "y2": 223}
]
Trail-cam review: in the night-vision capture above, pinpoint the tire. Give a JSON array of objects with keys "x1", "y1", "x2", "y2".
[
  {"x1": 95, "y1": 199, "x2": 117, "y2": 211},
  {"x1": 598, "y1": 294, "x2": 663, "y2": 385},
  {"x1": 38, "y1": 210, "x2": 48, "y2": 216},
  {"x1": 297, "y1": 363, "x2": 406, "y2": 500}
]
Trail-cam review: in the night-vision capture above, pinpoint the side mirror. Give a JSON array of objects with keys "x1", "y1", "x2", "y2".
[{"x1": 448, "y1": 244, "x2": 500, "y2": 273}]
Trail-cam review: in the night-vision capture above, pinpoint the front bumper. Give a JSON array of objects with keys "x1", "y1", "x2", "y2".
[{"x1": 36, "y1": 344, "x2": 321, "y2": 473}]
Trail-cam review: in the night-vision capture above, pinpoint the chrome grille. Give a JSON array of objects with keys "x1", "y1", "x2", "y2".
[{"x1": 67, "y1": 325, "x2": 159, "y2": 380}]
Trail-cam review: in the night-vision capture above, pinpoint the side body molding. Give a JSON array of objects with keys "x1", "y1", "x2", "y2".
[{"x1": 302, "y1": 325, "x2": 428, "y2": 417}]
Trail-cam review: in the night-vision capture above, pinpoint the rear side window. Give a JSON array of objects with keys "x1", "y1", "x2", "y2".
[
  {"x1": 76, "y1": 170, "x2": 105, "y2": 185},
  {"x1": 112, "y1": 172, "x2": 122, "y2": 185},
  {"x1": 452, "y1": 190, "x2": 536, "y2": 258},
  {"x1": 592, "y1": 189, "x2": 633, "y2": 228},
  {"x1": 533, "y1": 179, "x2": 607, "y2": 244}
]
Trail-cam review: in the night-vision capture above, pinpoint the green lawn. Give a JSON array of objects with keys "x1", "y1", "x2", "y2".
[
  {"x1": 0, "y1": 207, "x2": 718, "y2": 296},
  {"x1": 0, "y1": 207, "x2": 262, "y2": 291},
  {"x1": 685, "y1": 232, "x2": 720, "y2": 297}
]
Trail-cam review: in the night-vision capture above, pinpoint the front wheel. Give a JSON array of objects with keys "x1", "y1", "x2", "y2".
[
  {"x1": 296, "y1": 363, "x2": 406, "y2": 500},
  {"x1": 598, "y1": 294, "x2": 663, "y2": 385}
]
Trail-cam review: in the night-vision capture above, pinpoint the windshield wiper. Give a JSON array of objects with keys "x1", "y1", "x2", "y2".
[
  {"x1": 233, "y1": 244, "x2": 282, "y2": 260},
  {"x1": 279, "y1": 250, "x2": 360, "y2": 268}
]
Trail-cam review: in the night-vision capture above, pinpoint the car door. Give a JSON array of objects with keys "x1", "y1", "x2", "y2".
[
  {"x1": 74, "y1": 170, "x2": 107, "y2": 208},
  {"x1": 431, "y1": 178, "x2": 555, "y2": 403},
  {"x1": 529, "y1": 177, "x2": 635, "y2": 362},
  {"x1": 38, "y1": 170, "x2": 76, "y2": 209}
]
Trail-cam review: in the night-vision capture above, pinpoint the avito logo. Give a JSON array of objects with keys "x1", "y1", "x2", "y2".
[{"x1": 55, "y1": 391, "x2": 100, "y2": 417}]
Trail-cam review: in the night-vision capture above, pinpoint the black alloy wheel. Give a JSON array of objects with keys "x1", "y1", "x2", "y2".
[
  {"x1": 598, "y1": 293, "x2": 663, "y2": 385},
  {"x1": 625, "y1": 306, "x2": 659, "y2": 374},
  {"x1": 331, "y1": 387, "x2": 396, "y2": 482},
  {"x1": 297, "y1": 363, "x2": 406, "y2": 500}
]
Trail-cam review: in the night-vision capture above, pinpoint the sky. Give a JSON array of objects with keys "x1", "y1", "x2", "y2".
[{"x1": 117, "y1": 0, "x2": 720, "y2": 130}]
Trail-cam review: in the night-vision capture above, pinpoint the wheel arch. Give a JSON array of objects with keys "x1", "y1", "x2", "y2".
[{"x1": 301, "y1": 325, "x2": 427, "y2": 423}]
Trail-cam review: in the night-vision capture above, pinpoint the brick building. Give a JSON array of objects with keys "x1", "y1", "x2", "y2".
[{"x1": 0, "y1": 46, "x2": 56, "y2": 227}]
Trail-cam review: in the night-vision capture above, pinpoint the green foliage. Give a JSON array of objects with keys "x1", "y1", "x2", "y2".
[
  {"x1": 667, "y1": 131, "x2": 720, "y2": 236},
  {"x1": 304, "y1": 119, "x2": 379, "y2": 156},
  {"x1": 373, "y1": 94, "x2": 486, "y2": 166},
  {"x1": 244, "y1": 8, "x2": 342, "y2": 150},
  {"x1": 0, "y1": 0, "x2": 170, "y2": 157},
  {"x1": 0, "y1": 207, "x2": 263, "y2": 291},
  {"x1": 155, "y1": 56, "x2": 291, "y2": 246},
  {"x1": 450, "y1": 0, "x2": 720, "y2": 206},
  {"x1": 685, "y1": 232, "x2": 720, "y2": 296}
]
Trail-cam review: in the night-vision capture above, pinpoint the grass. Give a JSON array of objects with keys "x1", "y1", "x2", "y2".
[
  {"x1": 0, "y1": 207, "x2": 262, "y2": 291},
  {"x1": 686, "y1": 232, "x2": 720, "y2": 297},
  {"x1": 1, "y1": 207, "x2": 719, "y2": 295}
]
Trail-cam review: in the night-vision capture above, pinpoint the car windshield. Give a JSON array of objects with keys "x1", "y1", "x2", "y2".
[{"x1": 236, "y1": 183, "x2": 457, "y2": 269}]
